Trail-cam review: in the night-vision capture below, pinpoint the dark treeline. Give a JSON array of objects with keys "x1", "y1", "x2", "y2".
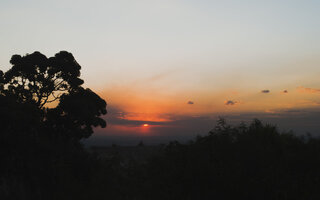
[
  {"x1": 1, "y1": 52, "x2": 320, "y2": 200},
  {"x1": 87, "y1": 119, "x2": 320, "y2": 200}
]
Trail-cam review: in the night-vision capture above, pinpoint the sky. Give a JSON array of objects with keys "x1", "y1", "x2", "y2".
[{"x1": 1, "y1": 0, "x2": 320, "y2": 145}]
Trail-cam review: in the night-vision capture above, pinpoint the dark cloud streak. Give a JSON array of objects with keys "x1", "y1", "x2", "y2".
[
  {"x1": 225, "y1": 100, "x2": 238, "y2": 106},
  {"x1": 187, "y1": 101, "x2": 194, "y2": 105},
  {"x1": 261, "y1": 90, "x2": 270, "y2": 93}
]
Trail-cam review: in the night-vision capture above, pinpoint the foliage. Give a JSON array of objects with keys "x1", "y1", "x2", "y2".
[
  {"x1": 87, "y1": 119, "x2": 320, "y2": 200},
  {"x1": 1, "y1": 51, "x2": 83, "y2": 108},
  {"x1": 0, "y1": 51, "x2": 107, "y2": 200},
  {"x1": 0, "y1": 51, "x2": 106, "y2": 140},
  {"x1": 64, "y1": 119, "x2": 320, "y2": 200},
  {"x1": 136, "y1": 119, "x2": 320, "y2": 200}
]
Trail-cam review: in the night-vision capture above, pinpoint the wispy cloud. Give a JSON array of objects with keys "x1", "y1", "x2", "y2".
[
  {"x1": 297, "y1": 86, "x2": 320, "y2": 94},
  {"x1": 265, "y1": 108, "x2": 305, "y2": 115}
]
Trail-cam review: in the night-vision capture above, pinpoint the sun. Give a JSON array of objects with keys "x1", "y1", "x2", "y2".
[{"x1": 143, "y1": 124, "x2": 149, "y2": 127}]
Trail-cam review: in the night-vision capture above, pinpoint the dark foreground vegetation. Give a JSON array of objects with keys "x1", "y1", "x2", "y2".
[
  {"x1": 87, "y1": 119, "x2": 320, "y2": 200},
  {"x1": 1, "y1": 52, "x2": 320, "y2": 200}
]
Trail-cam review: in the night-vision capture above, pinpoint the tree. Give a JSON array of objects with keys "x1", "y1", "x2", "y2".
[
  {"x1": 0, "y1": 51, "x2": 107, "y2": 140},
  {"x1": 46, "y1": 87, "x2": 107, "y2": 139},
  {"x1": 0, "y1": 51, "x2": 107, "y2": 199},
  {"x1": 1, "y1": 51, "x2": 83, "y2": 107}
]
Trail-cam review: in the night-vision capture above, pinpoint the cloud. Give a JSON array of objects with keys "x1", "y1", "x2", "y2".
[
  {"x1": 105, "y1": 107, "x2": 173, "y2": 126},
  {"x1": 265, "y1": 108, "x2": 305, "y2": 114},
  {"x1": 109, "y1": 118, "x2": 166, "y2": 127},
  {"x1": 224, "y1": 100, "x2": 238, "y2": 106},
  {"x1": 187, "y1": 101, "x2": 194, "y2": 105},
  {"x1": 261, "y1": 90, "x2": 270, "y2": 93},
  {"x1": 297, "y1": 86, "x2": 320, "y2": 94}
]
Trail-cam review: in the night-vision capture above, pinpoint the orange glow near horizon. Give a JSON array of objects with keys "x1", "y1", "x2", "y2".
[{"x1": 96, "y1": 85, "x2": 320, "y2": 127}]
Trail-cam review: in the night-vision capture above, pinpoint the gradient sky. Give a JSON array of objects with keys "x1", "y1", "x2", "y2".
[{"x1": 1, "y1": 0, "x2": 320, "y2": 145}]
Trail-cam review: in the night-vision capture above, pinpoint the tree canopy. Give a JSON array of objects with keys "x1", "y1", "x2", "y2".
[
  {"x1": 0, "y1": 51, "x2": 107, "y2": 199},
  {"x1": 0, "y1": 51, "x2": 107, "y2": 140}
]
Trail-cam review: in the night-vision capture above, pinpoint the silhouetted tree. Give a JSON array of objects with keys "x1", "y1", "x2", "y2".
[
  {"x1": 1, "y1": 51, "x2": 83, "y2": 108},
  {"x1": 45, "y1": 87, "x2": 107, "y2": 139},
  {"x1": 0, "y1": 51, "x2": 107, "y2": 200},
  {"x1": 0, "y1": 51, "x2": 106, "y2": 140}
]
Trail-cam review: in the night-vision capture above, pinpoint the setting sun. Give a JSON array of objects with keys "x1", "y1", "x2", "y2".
[{"x1": 143, "y1": 124, "x2": 149, "y2": 127}]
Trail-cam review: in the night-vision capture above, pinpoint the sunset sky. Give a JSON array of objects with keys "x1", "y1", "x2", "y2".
[{"x1": 1, "y1": 0, "x2": 320, "y2": 145}]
